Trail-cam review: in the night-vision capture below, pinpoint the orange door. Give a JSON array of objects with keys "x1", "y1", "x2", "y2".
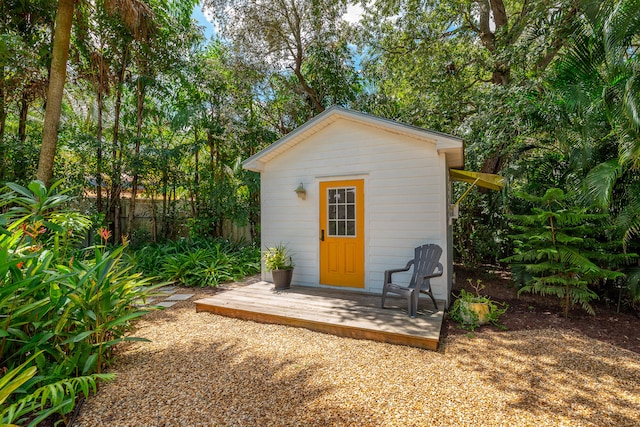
[{"x1": 319, "y1": 179, "x2": 364, "y2": 287}]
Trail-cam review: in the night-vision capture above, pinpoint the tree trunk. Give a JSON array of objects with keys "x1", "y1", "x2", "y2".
[
  {"x1": 193, "y1": 127, "x2": 199, "y2": 218},
  {"x1": 250, "y1": 189, "x2": 259, "y2": 241},
  {"x1": 96, "y1": 85, "x2": 104, "y2": 214},
  {"x1": 110, "y1": 45, "x2": 128, "y2": 243},
  {"x1": 18, "y1": 93, "x2": 28, "y2": 144},
  {"x1": 162, "y1": 161, "x2": 168, "y2": 240},
  {"x1": 128, "y1": 68, "x2": 146, "y2": 236},
  {"x1": 292, "y1": 47, "x2": 324, "y2": 115},
  {"x1": 151, "y1": 190, "x2": 157, "y2": 242},
  {"x1": 477, "y1": 0, "x2": 510, "y2": 85},
  {"x1": 0, "y1": 67, "x2": 6, "y2": 182},
  {"x1": 16, "y1": 92, "x2": 29, "y2": 181},
  {"x1": 37, "y1": 0, "x2": 75, "y2": 187},
  {"x1": 207, "y1": 129, "x2": 215, "y2": 169},
  {"x1": 564, "y1": 283, "x2": 570, "y2": 319}
]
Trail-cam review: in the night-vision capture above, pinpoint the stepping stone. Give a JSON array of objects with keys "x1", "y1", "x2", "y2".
[
  {"x1": 157, "y1": 286, "x2": 176, "y2": 293},
  {"x1": 132, "y1": 298, "x2": 158, "y2": 307},
  {"x1": 155, "y1": 301, "x2": 178, "y2": 308},
  {"x1": 165, "y1": 293, "x2": 194, "y2": 301}
]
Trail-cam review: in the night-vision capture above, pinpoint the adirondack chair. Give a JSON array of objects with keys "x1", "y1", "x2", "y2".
[{"x1": 381, "y1": 244, "x2": 443, "y2": 317}]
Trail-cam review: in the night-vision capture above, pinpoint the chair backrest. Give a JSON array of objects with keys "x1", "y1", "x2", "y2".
[{"x1": 408, "y1": 244, "x2": 443, "y2": 289}]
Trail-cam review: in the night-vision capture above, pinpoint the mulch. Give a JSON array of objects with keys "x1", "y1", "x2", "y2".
[{"x1": 443, "y1": 265, "x2": 640, "y2": 354}]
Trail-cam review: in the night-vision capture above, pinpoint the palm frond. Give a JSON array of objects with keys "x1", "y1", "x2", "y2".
[
  {"x1": 583, "y1": 159, "x2": 623, "y2": 207},
  {"x1": 603, "y1": 0, "x2": 640, "y2": 64},
  {"x1": 615, "y1": 191, "x2": 640, "y2": 247},
  {"x1": 624, "y1": 74, "x2": 640, "y2": 131},
  {"x1": 626, "y1": 267, "x2": 640, "y2": 300}
]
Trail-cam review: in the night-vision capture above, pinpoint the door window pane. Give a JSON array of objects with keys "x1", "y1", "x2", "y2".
[
  {"x1": 347, "y1": 205, "x2": 355, "y2": 220},
  {"x1": 346, "y1": 221, "x2": 355, "y2": 235},
  {"x1": 328, "y1": 221, "x2": 336, "y2": 235},
  {"x1": 346, "y1": 188, "x2": 355, "y2": 203},
  {"x1": 329, "y1": 205, "x2": 336, "y2": 220},
  {"x1": 326, "y1": 186, "x2": 357, "y2": 237}
]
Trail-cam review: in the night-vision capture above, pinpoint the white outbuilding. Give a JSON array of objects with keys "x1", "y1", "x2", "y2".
[{"x1": 242, "y1": 106, "x2": 465, "y2": 307}]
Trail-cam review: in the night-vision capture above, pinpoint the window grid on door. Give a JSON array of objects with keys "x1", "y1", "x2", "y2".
[{"x1": 327, "y1": 186, "x2": 356, "y2": 237}]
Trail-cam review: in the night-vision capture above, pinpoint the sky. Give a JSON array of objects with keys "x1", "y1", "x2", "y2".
[{"x1": 192, "y1": 4, "x2": 215, "y2": 40}]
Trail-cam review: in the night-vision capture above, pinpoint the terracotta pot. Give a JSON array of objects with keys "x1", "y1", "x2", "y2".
[
  {"x1": 272, "y1": 269, "x2": 293, "y2": 290},
  {"x1": 460, "y1": 301, "x2": 490, "y2": 325}
]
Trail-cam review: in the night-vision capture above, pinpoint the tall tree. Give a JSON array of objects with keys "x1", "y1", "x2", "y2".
[
  {"x1": 1, "y1": 1, "x2": 54, "y2": 183},
  {"x1": 35, "y1": 0, "x2": 158, "y2": 188},
  {"x1": 359, "y1": 0, "x2": 580, "y2": 170},
  {"x1": 37, "y1": 0, "x2": 75, "y2": 187},
  {"x1": 207, "y1": 0, "x2": 356, "y2": 120},
  {"x1": 101, "y1": 0, "x2": 153, "y2": 242}
]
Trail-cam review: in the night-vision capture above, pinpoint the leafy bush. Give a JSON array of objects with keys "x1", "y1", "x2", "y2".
[
  {"x1": 128, "y1": 238, "x2": 260, "y2": 287},
  {"x1": 0, "y1": 181, "x2": 156, "y2": 425},
  {"x1": 449, "y1": 279, "x2": 508, "y2": 331}
]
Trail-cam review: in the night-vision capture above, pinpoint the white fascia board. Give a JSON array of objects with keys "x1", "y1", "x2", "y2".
[
  {"x1": 440, "y1": 147, "x2": 465, "y2": 169},
  {"x1": 243, "y1": 159, "x2": 265, "y2": 172}
]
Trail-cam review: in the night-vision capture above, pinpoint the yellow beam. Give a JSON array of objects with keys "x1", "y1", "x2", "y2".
[
  {"x1": 450, "y1": 169, "x2": 505, "y2": 191},
  {"x1": 454, "y1": 177, "x2": 481, "y2": 205}
]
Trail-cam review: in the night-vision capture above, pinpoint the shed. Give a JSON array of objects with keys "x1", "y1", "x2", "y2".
[{"x1": 243, "y1": 106, "x2": 464, "y2": 307}]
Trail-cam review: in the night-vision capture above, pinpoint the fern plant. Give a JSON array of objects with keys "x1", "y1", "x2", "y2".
[{"x1": 504, "y1": 188, "x2": 633, "y2": 317}]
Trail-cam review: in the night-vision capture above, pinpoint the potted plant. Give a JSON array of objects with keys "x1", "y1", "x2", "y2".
[
  {"x1": 450, "y1": 279, "x2": 508, "y2": 330},
  {"x1": 263, "y1": 243, "x2": 295, "y2": 290}
]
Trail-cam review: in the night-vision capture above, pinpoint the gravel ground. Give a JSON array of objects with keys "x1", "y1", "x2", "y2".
[{"x1": 74, "y1": 295, "x2": 640, "y2": 427}]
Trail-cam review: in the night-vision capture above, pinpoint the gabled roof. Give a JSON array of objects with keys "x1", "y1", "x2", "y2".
[{"x1": 242, "y1": 106, "x2": 464, "y2": 172}]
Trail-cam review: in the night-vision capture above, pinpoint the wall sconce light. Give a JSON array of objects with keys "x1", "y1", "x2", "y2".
[{"x1": 295, "y1": 182, "x2": 307, "y2": 200}]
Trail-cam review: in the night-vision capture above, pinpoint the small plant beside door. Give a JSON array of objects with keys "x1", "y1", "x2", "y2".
[{"x1": 263, "y1": 243, "x2": 295, "y2": 290}]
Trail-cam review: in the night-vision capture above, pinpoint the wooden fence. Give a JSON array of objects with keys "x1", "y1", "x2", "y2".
[{"x1": 78, "y1": 197, "x2": 254, "y2": 243}]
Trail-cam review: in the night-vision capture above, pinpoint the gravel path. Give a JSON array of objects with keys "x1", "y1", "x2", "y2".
[{"x1": 74, "y1": 293, "x2": 640, "y2": 427}]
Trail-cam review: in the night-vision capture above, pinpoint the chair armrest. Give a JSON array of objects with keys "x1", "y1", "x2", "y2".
[
  {"x1": 421, "y1": 262, "x2": 444, "y2": 280},
  {"x1": 384, "y1": 260, "x2": 414, "y2": 284}
]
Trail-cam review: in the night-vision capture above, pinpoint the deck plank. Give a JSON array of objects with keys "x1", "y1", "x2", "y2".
[{"x1": 195, "y1": 282, "x2": 444, "y2": 350}]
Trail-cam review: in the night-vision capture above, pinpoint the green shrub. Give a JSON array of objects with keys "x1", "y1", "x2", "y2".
[
  {"x1": 0, "y1": 181, "x2": 155, "y2": 424},
  {"x1": 128, "y1": 238, "x2": 260, "y2": 287},
  {"x1": 449, "y1": 280, "x2": 508, "y2": 331}
]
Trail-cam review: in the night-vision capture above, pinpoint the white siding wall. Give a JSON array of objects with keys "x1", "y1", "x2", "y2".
[{"x1": 261, "y1": 119, "x2": 451, "y2": 300}]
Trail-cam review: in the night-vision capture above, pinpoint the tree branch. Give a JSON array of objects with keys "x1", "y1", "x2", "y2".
[
  {"x1": 535, "y1": 7, "x2": 579, "y2": 71},
  {"x1": 478, "y1": 0, "x2": 496, "y2": 53},
  {"x1": 489, "y1": 0, "x2": 508, "y2": 30}
]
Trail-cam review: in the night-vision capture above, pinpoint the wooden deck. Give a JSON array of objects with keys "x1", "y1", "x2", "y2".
[{"x1": 195, "y1": 282, "x2": 444, "y2": 350}]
